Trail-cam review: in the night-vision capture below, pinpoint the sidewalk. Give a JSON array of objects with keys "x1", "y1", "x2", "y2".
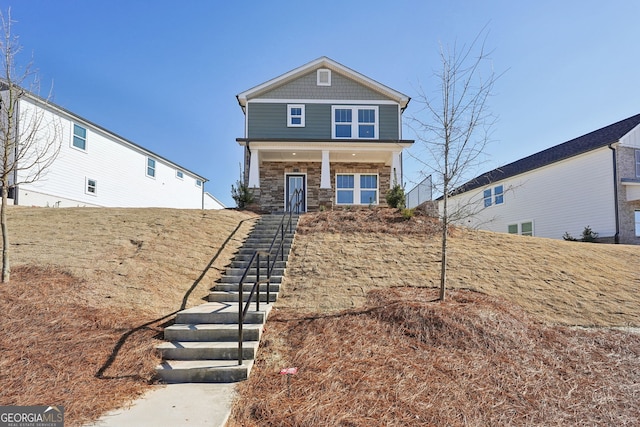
[{"x1": 87, "y1": 383, "x2": 236, "y2": 427}]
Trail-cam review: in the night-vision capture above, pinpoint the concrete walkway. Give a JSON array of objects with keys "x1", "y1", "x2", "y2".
[{"x1": 86, "y1": 383, "x2": 235, "y2": 427}]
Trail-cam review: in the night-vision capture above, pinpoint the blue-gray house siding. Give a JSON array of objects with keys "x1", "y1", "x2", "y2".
[{"x1": 247, "y1": 103, "x2": 400, "y2": 140}]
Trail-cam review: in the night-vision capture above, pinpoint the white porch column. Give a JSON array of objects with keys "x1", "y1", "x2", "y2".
[
  {"x1": 390, "y1": 151, "x2": 401, "y2": 188},
  {"x1": 248, "y1": 149, "x2": 260, "y2": 188},
  {"x1": 321, "y1": 150, "x2": 331, "y2": 189}
]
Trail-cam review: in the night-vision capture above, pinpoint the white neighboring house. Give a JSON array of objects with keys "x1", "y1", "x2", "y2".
[
  {"x1": 445, "y1": 113, "x2": 640, "y2": 244},
  {"x1": 204, "y1": 192, "x2": 226, "y2": 210},
  {"x1": 3, "y1": 85, "x2": 215, "y2": 209}
]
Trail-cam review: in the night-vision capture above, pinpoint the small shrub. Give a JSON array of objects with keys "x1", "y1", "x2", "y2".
[
  {"x1": 231, "y1": 180, "x2": 254, "y2": 209},
  {"x1": 386, "y1": 184, "x2": 406, "y2": 209},
  {"x1": 401, "y1": 208, "x2": 415, "y2": 220},
  {"x1": 563, "y1": 226, "x2": 598, "y2": 243}
]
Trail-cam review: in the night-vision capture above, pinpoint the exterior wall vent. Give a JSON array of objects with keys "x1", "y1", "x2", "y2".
[{"x1": 317, "y1": 69, "x2": 331, "y2": 86}]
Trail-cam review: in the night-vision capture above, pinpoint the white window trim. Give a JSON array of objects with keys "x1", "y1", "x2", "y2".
[
  {"x1": 335, "y1": 173, "x2": 379, "y2": 205},
  {"x1": 331, "y1": 105, "x2": 379, "y2": 140},
  {"x1": 508, "y1": 220, "x2": 534, "y2": 236},
  {"x1": 317, "y1": 69, "x2": 331, "y2": 86},
  {"x1": 85, "y1": 177, "x2": 97, "y2": 196},
  {"x1": 287, "y1": 104, "x2": 305, "y2": 127},
  {"x1": 146, "y1": 157, "x2": 156, "y2": 178},
  {"x1": 483, "y1": 185, "x2": 504, "y2": 208},
  {"x1": 176, "y1": 170, "x2": 184, "y2": 179},
  {"x1": 635, "y1": 149, "x2": 640, "y2": 178},
  {"x1": 72, "y1": 123, "x2": 87, "y2": 152}
]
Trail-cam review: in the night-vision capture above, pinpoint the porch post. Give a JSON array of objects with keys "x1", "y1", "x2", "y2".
[
  {"x1": 321, "y1": 150, "x2": 331, "y2": 189},
  {"x1": 391, "y1": 151, "x2": 401, "y2": 188},
  {"x1": 248, "y1": 149, "x2": 260, "y2": 188}
]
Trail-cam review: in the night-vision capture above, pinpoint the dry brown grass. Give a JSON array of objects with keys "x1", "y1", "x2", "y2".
[
  {"x1": 229, "y1": 208, "x2": 640, "y2": 426},
  {"x1": 0, "y1": 206, "x2": 256, "y2": 427}
]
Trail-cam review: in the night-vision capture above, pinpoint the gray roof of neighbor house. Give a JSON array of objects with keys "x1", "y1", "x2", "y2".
[{"x1": 451, "y1": 113, "x2": 640, "y2": 195}]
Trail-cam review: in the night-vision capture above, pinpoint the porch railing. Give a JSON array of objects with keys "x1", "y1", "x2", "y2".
[{"x1": 237, "y1": 188, "x2": 303, "y2": 365}]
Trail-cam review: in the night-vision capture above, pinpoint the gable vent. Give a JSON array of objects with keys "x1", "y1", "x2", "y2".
[{"x1": 317, "y1": 69, "x2": 331, "y2": 86}]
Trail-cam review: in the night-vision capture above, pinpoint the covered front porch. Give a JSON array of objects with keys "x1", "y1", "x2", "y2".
[{"x1": 238, "y1": 140, "x2": 413, "y2": 212}]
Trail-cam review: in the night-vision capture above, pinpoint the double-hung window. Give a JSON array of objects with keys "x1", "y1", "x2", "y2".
[
  {"x1": 336, "y1": 173, "x2": 378, "y2": 205},
  {"x1": 508, "y1": 221, "x2": 533, "y2": 236},
  {"x1": 287, "y1": 104, "x2": 305, "y2": 127},
  {"x1": 73, "y1": 124, "x2": 87, "y2": 151},
  {"x1": 635, "y1": 150, "x2": 640, "y2": 177},
  {"x1": 332, "y1": 106, "x2": 378, "y2": 139},
  {"x1": 86, "y1": 178, "x2": 97, "y2": 195},
  {"x1": 635, "y1": 211, "x2": 640, "y2": 237},
  {"x1": 483, "y1": 185, "x2": 504, "y2": 207},
  {"x1": 147, "y1": 157, "x2": 156, "y2": 178}
]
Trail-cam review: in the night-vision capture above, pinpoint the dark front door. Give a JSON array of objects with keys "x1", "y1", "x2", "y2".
[{"x1": 286, "y1": 174, "x2": 306, "y2": 212}]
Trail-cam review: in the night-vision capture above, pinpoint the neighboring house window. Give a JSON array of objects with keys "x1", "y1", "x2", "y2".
[
  {"x1": 508, "y1": 221, "x2": 534, "y2": 236},
  {"x1": 635, "y1": 211, "x2": 640, "y2": 237},
  {"x1": 317, "y1": 69, "x2": 331, "y2": 86},
  {"x1": 196, "y1": 179, "x2": 202, "y2": 188},
  {"x1": 636, "y1": 150, "x2": 640, "y2": 177},
  {"x1": 483, "y1": 185, "x2": 504, "y2": 207},
  {"x1": 73, "y1": 124, "x2": 87, "y2": 151},
  {"x1": 85, "y1": 178, "x2": 97, "y2": 195},
  {"x1": 287, "y1": 104, "x2": 305, "y2": 127},
  {"x1": 336, "y1": 173, "x2": 378, "y2": 205},
  {"x1": 147, "y1": 157, "x2": 156, "y2": 178},
  {"x1": 176, "y1": 170, "x2": 184, "y2": 179},
  {"x1": 332, "y1": 106, "x2": 378, "y2": 139}
]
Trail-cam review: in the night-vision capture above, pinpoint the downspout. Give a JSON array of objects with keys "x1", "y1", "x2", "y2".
[{"x1": 608, "y1": 144, "x2": 620, "y2": 244}]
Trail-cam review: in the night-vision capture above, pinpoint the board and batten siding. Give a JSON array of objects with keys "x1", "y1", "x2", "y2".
[
  {"x1": 15, "y1": 98, "x2": 204, "y2": 208},
  {"x1": 247, "y1": 102, "x2": 399, "y2": 140},
  {"x1": 449, "y1": 147, "x2": 616, "y2": 240}
]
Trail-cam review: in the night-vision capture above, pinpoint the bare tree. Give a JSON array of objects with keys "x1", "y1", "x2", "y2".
[
  {"x1": 0, "y1": 9, "x2": 61, "y2": 282},
  {"x1": 410, "y1": 29, "x2": 500, "y2": 301}
]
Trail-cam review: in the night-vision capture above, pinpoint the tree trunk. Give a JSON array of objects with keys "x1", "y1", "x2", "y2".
[
  {"x1": 1, "y1": 184, "x2": 9, "y2": 283},
  {"x1": 439, "y1": 219, "x2": 447, "y2": 301}
]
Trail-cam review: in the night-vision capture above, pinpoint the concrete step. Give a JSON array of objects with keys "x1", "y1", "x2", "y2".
[
  {"x1": 219, "y1": 275, "x2": 282, "y2": 284},
  {"x1": 174, "y1": 302, "x2": 273, "y2": 325},
  {"x1": 163, "y1": 323, "x2": 263, "y2": 342},
  {"x1": 157, "y1": 340, "x2": 259, "y2": 360},
  {"x1": 209, "y1": 290, "x2": 278, "y2": 303},
  {"x1": 156, "y1": 359, "x2": 254, "y2": 383},
  {"x1": 232, "y1": 253, "x2": 290, "y2": 263},
  {"x1": 213, "y1": 282, "x2": 280, "y2": 293},
  {"x1": 224, "y1": 267, "x2": 285, "y2": 277}
]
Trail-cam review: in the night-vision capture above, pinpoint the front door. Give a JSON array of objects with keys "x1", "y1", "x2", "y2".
[{"x1": 286, "y1": 174, "x2": 306, "y2": 212}]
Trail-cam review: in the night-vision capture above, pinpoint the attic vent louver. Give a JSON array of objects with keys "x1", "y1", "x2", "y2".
[{"x1": 317, "y1": 69, "x2": 331, "y2": 86}]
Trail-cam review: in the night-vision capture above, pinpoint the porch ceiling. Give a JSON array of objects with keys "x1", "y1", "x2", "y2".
[{"x1": 259, "y1": 149, "x2": 392, "y2": 164}]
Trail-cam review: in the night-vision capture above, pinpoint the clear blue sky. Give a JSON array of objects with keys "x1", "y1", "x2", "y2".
[{"x1": 4, "y1": 1, "x2": 639, "y2": 207}]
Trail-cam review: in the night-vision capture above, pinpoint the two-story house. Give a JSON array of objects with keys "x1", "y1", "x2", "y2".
[
  {"x1": 444, "y1": 113, "x2": 640, "y2": 244},
  {"x1": 236, "y1": 57, "x2": 413, "y2": 212},
  {"x1": 1, "y1": 82, "x2": 213, "y2": 209}
]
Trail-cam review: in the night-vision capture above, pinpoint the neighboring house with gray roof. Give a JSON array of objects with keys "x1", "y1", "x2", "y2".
[
  {"x1": 445, "y1": 113, "x2": 640, "y2": 244},
  {"x1": 236, "y1": 57, "x2": 413, "y2": 212}
]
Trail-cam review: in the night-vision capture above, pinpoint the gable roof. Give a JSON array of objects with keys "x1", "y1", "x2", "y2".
[
  {"x1": 236, "y1": 56, "x2": 410, "y2": 111},
  {"x1": 452, "y1": 113, "x2": 640, "y2": 195}
]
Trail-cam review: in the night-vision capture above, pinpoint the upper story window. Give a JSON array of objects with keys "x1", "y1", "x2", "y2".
[
  {"x1": 196, "y1": 179, "x2": 203, "y2": 188},
  {"x1": 72, "y1": 124, "x2": 87, "y2": 151},
  {"x1": 483, "y1": 185, "x2": 504, "y2": 207},
  {"x1": 147, "y1": 157, "x2": 156, "y2": 178},
  {"x1": 332, "y1": 106, "x2": 378, "y2": 139},
  {"x1": 176, "y1": 170, "x2": 184, "y2": 179},
  {"x1": 317, "y1": 69, "x2": 331, "y2": 86},
  {"x1": 287, "y1": 104, "x2": 305, "y2": 127},
  {"x1": 635, "y1": 150, "x2": 640, "y2": 177}
]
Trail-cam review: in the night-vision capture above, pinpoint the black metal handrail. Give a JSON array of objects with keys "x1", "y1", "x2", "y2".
[{"x1": 238, "y1": 188, "x2": 303, "y2": 365}]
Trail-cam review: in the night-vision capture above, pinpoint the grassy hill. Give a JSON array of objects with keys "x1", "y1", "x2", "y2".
[{"x1": 1, "y1": 207, "x2": 639, "y2": 426}]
